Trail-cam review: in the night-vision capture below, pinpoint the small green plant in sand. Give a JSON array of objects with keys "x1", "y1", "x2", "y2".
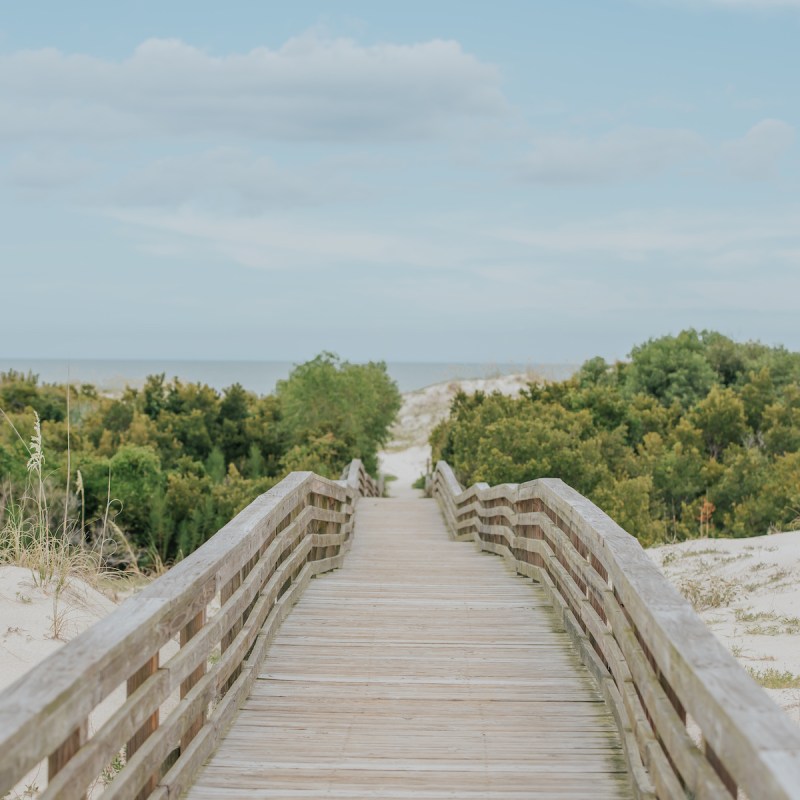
[
  {"x1": 678, "y1": 575, "x2": 737, "y2": 611},
  {"x1": 747, "y1": 668, "x2": 800, "y2": 689},
  {"x1": 100, "y1": 751, "x2": 126, "y2": 787}
]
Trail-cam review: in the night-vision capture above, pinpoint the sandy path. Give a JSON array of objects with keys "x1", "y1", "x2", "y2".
[{"x1": 378, "y1": 373, "x2": 534, "y2": 498}]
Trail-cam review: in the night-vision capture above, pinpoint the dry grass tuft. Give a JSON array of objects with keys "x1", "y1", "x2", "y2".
[
  {"x1": 1, "y1": 406, "x2": 143, "y2": 638},
  {"x1": 1, "y1": 412, "x2": 103, "y2": 592},
  {"x1": 678, "y1": 574, "x2": 737, "y2": 611},
  {"x1": 747, "y1": 668, "x2": 800, "y2": 689}
]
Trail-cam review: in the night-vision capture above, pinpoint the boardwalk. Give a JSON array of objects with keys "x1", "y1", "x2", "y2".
[
  {"x1": 4, "y1": 462, "x2": 799, "y2": 799},
  {"x1": 185, "y1": 496, "x2": 632, "y2": 799}
]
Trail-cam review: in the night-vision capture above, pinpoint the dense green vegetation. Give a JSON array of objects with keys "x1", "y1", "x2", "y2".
[
  {"x1": 431, "y1": 330, "x2": 800, "y2": 545},
  {"x1": 0, "y1": 353, "x2": 400, "y2": 566}
]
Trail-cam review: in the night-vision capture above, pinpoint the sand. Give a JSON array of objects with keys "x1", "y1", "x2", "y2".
[
  {"x1": 648, "y1": 531, "x2": 800, "y2": 723},
  {"x1": 0, "y1": 565, "x2": 118, "y2": 691},
  {"x1": 378, "y1": 372, "x2": 534, "y2": 498}
]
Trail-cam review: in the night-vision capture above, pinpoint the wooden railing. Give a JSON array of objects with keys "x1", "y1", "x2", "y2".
[
  {"x1": 0, "y1": 460, "x2": 378, "y2": 800},
  {"x1": 432, "y1": 461, "x2": 800, "y2": 800}
]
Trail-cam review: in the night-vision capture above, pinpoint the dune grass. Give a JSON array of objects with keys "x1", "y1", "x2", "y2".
[
  {"x1": 0, "y1": 407, "x2": 145, "y2": 638},
  {"x1": 747, "y1": 668, "x2": 800, "y2": 689}
]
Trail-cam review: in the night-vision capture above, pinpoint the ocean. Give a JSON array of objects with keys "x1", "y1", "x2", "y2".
[{"x1": 0, "y1": 359, "x2": 577, "y2": 395}]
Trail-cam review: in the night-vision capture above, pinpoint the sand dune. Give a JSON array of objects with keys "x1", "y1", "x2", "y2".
[
  {"x1": 378, "y1": 372, "x2": 534, "y2": 496},
  {"x1": 649, "y1": 531, "x2": 800, "y2": 723}
]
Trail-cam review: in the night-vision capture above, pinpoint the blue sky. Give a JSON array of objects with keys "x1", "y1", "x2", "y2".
[{"x1": 1, "y1": 0, "x2": 798, "y2": 364}]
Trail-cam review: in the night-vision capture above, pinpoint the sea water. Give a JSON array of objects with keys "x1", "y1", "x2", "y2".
[{"x1": 0, "y1": 358, "x2": 576, "y2": 395}]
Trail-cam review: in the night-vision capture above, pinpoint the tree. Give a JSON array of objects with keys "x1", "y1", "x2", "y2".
[
  {"x1": 277, "y1": 353, "x2": 401, "y2": 475},
  {"x1": 625, "y1": 330, "x2": 717, "y2": 408},
  {"x1": 109, "y1": 445, "x2": 164, "y2": 542},
  {"x1": 691, "y1": 386, "x2": 747, "y2": 458},
  {"x1": 219, "y1": 383, "x2": 251, "y2": 464}
]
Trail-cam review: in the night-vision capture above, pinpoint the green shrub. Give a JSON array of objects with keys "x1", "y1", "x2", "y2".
[{"x1": 432, "y1": 330, "x2": 800, "y2": 544}]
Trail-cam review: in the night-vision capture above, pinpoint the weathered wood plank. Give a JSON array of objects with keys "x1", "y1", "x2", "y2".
[
  {"x1": 185, "y1": 497, "x2": 632, "y2": 800},
  {"x1": 0, "y1": 459, "x2": 376, "y2": 799},
  {"x1": 433, "y1": 460, "x2": 800, "y2": 800}
]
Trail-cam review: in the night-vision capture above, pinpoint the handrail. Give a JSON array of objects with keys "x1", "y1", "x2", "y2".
[
  {"x1": 432, "y1": 460, "x2": 800, "y2": 800},
  {"x1": 0, "y1": 459, "x2": 379, "y2": 800}
]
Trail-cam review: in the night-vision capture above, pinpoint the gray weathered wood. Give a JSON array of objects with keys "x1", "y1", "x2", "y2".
[
  {"x1": 0, "y1": 459, "x2": 377, "y2": 799},
  {"x1": 432, "y1": 460, "x2": 800, "y2": 800},
  {"x1": 184, "y1": 497, "x2": 632, "y2": 800}
]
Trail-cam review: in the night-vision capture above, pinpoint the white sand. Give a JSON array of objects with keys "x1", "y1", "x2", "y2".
[
  {"x1": 378, "y1": 373, "x2": 534, "y2": 497},
  {"x1": 0, "y1": 565, "x2": 118, "y2": 691},
  {"x1": 0, "y1": 566, "x2": 126, "y2": 796},
  {"x1": 648, "y1": 531, "x2": 800, "y2": 724}
]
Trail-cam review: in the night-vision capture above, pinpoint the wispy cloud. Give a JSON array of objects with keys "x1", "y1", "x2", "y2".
[
  {"x1": 722, "y1": 118, "x2": 796, "y2": 179},
  {"x1": 519, "y1": 127, "x2": 706, "y2": 184},
  {"x1": 107, "y1": 148, "x2": 345, "y2": 213},
  {"x1": 516, "y1": 119, "x2": 795, "y2": 185},
  {"x1": 0, "y1": 33, "x2": 506, "y2": 144},
  {"x1": 7, "y1": 150, "x2": 96, "y2": 190},
  {"x1": 491, "y1": 209, "x2": 800, "y2": 257},
  {"x1": 108, "y1": 207, "x2": 476, "y2": 271}
]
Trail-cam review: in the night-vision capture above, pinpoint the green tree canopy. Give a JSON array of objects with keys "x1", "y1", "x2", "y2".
[
  {"x1": 277, "y1": 353, "x2": 401, "y2": 475},
  {"x1": 432, "y1": 330, "x2": 800, "y2": 545}
]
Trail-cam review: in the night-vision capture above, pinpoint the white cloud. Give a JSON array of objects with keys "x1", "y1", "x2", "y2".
[
  {"x1": 0, "y1": 34, "x2": 506, "y2": 143},
  {"x1": 519, "y1": 127, "x2": 707, "y2": 184},
  {"x1": 489, "y1": 209, "x2": 800, "y2": 268},
  {"x1": 108, "y1": 148, "x2": 338, "y2": 212},
  {"x1": 107, "y1": 201, "x2": 800, "y2": 313},
  {"x1": 108, "y1": 207, "x2": 474, "y2": 271},
  {"x1": 517, "y1": 120, "x2": 796, "y2": 185},
  {"x1": 722, "y1": 118, "x2": 795, "y2": 179}
]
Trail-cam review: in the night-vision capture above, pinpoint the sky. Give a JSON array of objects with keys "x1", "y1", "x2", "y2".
[{"x1": 1, "y1": 0, "x2": 798, "y2": 365}]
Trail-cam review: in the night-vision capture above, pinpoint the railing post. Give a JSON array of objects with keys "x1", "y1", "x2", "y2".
[
  {"x1": 127, "y1": 654, "x2": 159, "y2": 799},
  {"x1": 49, "y1": 719, "x2": 88, "y2": 799},
  {"x1": 221, "y1": 572, "x2": 243, "y2": 692},
  {"x1": 180, "y1": 610, "x2": 207, "y2": 752}
]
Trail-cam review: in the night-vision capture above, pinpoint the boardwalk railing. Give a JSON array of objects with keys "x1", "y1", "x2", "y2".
[
  {"x1": 432, "y1": 460, "x2": 800, "y2": 800},
  {"x1": 0, "y1": 460, "x2": 378, "y2": 800}
]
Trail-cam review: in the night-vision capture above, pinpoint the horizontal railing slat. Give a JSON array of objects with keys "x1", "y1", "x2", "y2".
[
  {"x1": 0, "y1": 459, "x2": 377, "y2": 799},
  {"x1": 432, "y1": 460, "x2": 800, "y2": 800}
]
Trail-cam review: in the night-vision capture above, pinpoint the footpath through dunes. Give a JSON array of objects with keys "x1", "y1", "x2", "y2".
[{"x1": 185, "y1": 496, "x2": 632, "y2": 800}]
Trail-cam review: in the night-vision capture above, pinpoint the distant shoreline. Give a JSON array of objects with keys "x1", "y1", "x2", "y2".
[{"x1": 0, "y1": 358, "x2": 577, "y2": 395}]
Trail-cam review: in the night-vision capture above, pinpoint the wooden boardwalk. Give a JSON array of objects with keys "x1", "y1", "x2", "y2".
[{"x1": 185, "y1": 497, "x2": 632, "y2": 799}]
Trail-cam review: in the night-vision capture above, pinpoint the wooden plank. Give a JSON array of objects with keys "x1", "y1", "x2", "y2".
[
  {"x1": 434, "y1": 460, "x2": 800, "y2": 800},
  {"x1": 180, "y1": 610, "x2": 207, "y2": 752},
  {"x1": 48, "y1": 718, "x2": 87, "y2": 797},
  {"x1": 185, "y1": 497, "x2": 632, "y2": 799},
  {"x1": 126, "y1": 655, "x2": 159, "y2": 800},
  {"x1": 0, "y1": 459, "x2": 372, "y2": 798}
]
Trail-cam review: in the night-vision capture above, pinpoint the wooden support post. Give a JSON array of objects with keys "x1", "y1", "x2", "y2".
[
  {"x1": 180, "y1": 610, "x2": 207, "y2": 752},
  {"x1": 706, "y1": 741, "x2": 737, "y2": 797},
  {"x1": 221, "y1": 573, "x2": 243, "y2": 692},
  {"x1": 127, "y1": 654, "x2": 159, "y2": 800},
  {"x1": 49, "y1": 719, "x2": 88, "y2": 798}
]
